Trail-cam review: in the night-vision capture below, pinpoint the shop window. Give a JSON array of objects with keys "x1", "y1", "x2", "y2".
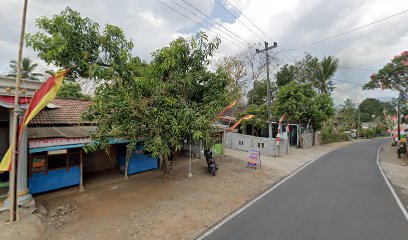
[{"x1": 48, "y1": 154, "x2": 67, "y2": 170}]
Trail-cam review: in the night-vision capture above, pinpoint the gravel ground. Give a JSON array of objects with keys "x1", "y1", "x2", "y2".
[
  {"x1": 0, "y1": 141, "x2": 352, "y2": 240},
  {"x1": 380, "y1": 142, "x2": 408, "y2": 211}
]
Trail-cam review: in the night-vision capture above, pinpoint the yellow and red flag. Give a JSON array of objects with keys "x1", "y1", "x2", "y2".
[
  {"x1": 0, "y1": 70, "x2": 67, "y2": 171},
  {"x1": 212, "y1": 99, "x2": 238, "y2": 124},
  {"x1": 228, "y1": 115, "x2": 254, "y2": 131}
]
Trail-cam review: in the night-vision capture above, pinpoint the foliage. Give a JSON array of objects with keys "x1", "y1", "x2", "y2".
[
  {"x1": 315, "y1": 56, "x2": 338, "y2": 93},
  {"x1": 363, "y1": 50, "x2": 408, "y2": 92},
  {"x1": 360, "y1": 128, "x2": 375, "y2": 139},
  {"x1": 26, "y1": 7, "x2": 141, "y2": 82},
  {"x1": 274, "y1": 53, "x2": 338, "y2": 93},
  {"x1": 247, "y1": 79, "x2": 277, "y2": 105},
  {"x1": 238, "y1": 103, "x2": 268, "y2": 136},
  {"x1": 216, "y1": 55, "x2": 247, "y2": 100},
  {"x1": 320, "y1": 119, "x2": 349, "y2": 144},
  {"x1": 7, "y1": 57, "x2": 43, "y2": 80},
  {"x1": 57, "y1": 81, "x2": 91, "y2": 99},
  {"x1": 359, "y1": 98, "x2": 389, "y2": 122},
  {"x1": 83, "y1": 32, "x2": 231, "y2": 177},
  {"x1": 272, "y1": 82, "x2": 334, "y2": 131},
  {"x1": 336, "y1": 98, "x2": 358, "y2": 130}
]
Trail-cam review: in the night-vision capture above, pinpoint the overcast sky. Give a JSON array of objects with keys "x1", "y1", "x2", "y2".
[{"x1": 1, "y1": 0, "x2": 407, "y2": 104}]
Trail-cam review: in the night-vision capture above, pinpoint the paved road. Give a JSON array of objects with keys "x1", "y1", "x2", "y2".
[{"x1": 201, "y1": 139, "x2": 408, "y2": 240}]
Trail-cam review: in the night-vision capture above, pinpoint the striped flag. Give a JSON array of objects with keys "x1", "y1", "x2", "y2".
[
  {"x1": 228, "y1": 115, "x2": 254, "y2": 131},
  {"x1": 0, "y1": 70, "x2": 67, "y2": 171},
  {"x1": 276, "y1": 115, "x2": 285, "y2": 146}
]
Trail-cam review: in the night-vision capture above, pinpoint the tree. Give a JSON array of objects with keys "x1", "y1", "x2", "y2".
[
  {"x1": 272, "y1": 82, "x2": 334, "y2": 131},
  {"x1": 364, "y1": 50, "x2": 408, "y2": 92},
  {"x1": 276, "y1": 64, "x2": 296, "y2": 88},
  {"x1": 247, "y1": 79, "x2": 277, "y2": 106},
  {"x1": 336, "y1": 98, "x2": 358, "y2": 129},
  {"x1": 314, "y1": 56, "x2": 338, "y2": 93},
  {"x1": 216, "y1": 55, "x2": 247, "y2": 100},
  {"x1": 57, "y1": 81, "x2": 90, "y2": 99},
  {"x1": 7, "y1": 57, "x2": 43, "y2": 80},
  {"x1": 83, "y1": 32, "x2": 232, "y2": 178},
  {"x1": 358, "y1": 98, "x2": 386, "y2": 122},
  {"x1": 26, "y1": 7, "x2": 140, "y2": 82}
]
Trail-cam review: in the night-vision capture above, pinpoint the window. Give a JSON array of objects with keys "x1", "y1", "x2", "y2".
[
  {"x1": 258, "y1": 143, "x2": 260, "y2": 148},
  {"x1": 262, "y1": 143, "x2": 265, "y2": 148},
  {"x1": 48, "y1": 154, "x2": 67, "y2": 170}
]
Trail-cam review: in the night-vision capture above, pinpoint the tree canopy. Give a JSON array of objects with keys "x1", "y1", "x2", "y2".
[
  {"x1": 272, "y1": 82, "x2": 334, "y2": 131},
  {"x1": 57, "y1": 81, "x2": 90, "y2": 99},
  {"x1": 364, "y1": 51, "x2": 408, "y2": 92}
]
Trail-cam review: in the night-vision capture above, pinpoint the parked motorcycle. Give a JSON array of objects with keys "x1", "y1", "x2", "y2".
[{"x1": 204, "y1": 149, "x2": 218, "y2": 176}]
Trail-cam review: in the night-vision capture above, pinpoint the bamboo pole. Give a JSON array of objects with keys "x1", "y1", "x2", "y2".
[{"x1": 9, "y1": 0, "x2": 29, "y2": 222}]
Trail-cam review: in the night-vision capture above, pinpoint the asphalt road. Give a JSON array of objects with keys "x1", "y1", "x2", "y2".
[{"x1": 201, "y1": 139, "x2": 408, "y2": 240}]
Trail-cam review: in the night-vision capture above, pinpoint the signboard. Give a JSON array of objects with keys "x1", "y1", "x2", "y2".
[{"x1": 248, "y1": 149, "x2": 261, "y2": 168}]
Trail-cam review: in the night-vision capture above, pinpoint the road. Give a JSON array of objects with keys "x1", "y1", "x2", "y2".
[{"x1": 200, "y1": 139, "x2": 408, "y2": 240}]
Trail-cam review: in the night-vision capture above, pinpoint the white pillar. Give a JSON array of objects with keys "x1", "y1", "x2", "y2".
[{"x1": 4, "y1": 110, "x2": 33, "y2": 209}]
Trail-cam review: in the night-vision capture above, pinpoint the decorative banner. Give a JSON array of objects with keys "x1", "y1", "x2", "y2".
[
  {"x1": 228, "y1": 115, "x2": 254, "y2": 131},
  {"x1": 248, "y1": 149, "x2": 261, "y2": 168},
  {"x1": 276, "y1": 115, "x2": 285, "y2": 146},
  {"x1": 0, "y1": 70, "x2": 67, "y2": 172},
  {"x1": 212, "y1": 99, "x2": 238, "y2": 124}
]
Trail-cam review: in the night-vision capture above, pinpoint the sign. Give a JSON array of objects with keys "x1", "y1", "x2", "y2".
[
  {"x1": 48, "y1": 149, "x2": 67, "y2": 155},
  {"x1": 248, "y1": 149, "x2": 261, "y2": 168}
]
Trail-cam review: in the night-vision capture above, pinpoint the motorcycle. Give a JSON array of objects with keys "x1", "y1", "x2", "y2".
[{"x1": 204, "y1": 149, "x2": 218, "y2": 176}]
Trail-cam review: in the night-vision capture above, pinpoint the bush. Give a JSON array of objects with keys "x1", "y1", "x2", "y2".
[
  {"x1": 320, "y1": 120, "x2": 349, "y2": 144},
  {"x1": 361, "y1": 129, "x2": 375, "y2": 139}
]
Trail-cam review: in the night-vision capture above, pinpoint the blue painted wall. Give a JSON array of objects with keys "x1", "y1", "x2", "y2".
[
  {"x1": 29, "y1": 166, "x2": 80, "y2": 194},
  {"x1": 117, "y1": 144, "x2": 159, "y2": 175}
]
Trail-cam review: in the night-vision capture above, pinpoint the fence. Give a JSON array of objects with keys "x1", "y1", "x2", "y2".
[{"x1": 224, "y1": 132, "x2": 288, "y2": 156}]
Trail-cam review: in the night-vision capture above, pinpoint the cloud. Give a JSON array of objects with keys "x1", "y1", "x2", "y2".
[{"x1": 1, "y1": 0, "x2": 407, "y2": 104}]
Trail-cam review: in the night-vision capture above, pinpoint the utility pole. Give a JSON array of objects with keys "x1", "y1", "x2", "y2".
[
  {"x1": 357, "y1": 109, "x2": 360, "y2": 139},
  {"x1": 397, "y1": 98, "x2": 401, "y2": 158},
  {"x1": 10, "y1": 0, "x2": 29, "y2": 222},
  {"x1": 256, "y1": 41, "x2": 277, "y2": 138}
]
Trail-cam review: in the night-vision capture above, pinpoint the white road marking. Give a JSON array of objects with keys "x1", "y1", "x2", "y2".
[
  {"x1": 196, "y1": 152, "x2": 329, "y2": 240},
  {"x1": 376, "y1": 145, "x2": 408, "y2": 222}
]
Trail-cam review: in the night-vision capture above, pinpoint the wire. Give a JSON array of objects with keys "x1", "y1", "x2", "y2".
[
  {"x1": 223, "y1": 0, "x2": 275, "y2": 43},
  {"x1": 157, "y1": 0, "x2": 245, "y2": 50},
  {"x1": 170, "y1": 0, "x2": 247, "y2": 48},
  {"x1": 180, "y1": 0, "x2": 251, "y2": 47},
  {"x1": 214, "y1": 0, "x2": 265, "y2": 42},
  {"x1": 290, "y1": 9, "x2": 408, "y2": 50},
  {"x1": 333, "y1": 78, "x2": 364, "y2": 86},
  {"x1": 338, "y1": 66, "x2": 377, "y2": 72}
]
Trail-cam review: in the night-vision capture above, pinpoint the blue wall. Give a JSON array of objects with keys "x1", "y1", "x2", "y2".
[
  {"x1": 117, "y1": 144, "x2": 159, "y2": 175},
  {"x1": 29, "y1": 166, "x2": 80, "y2": 194}
]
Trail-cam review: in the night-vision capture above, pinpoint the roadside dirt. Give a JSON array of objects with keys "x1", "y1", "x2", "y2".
[
  {"x1": 380, "y1": 143, "x2": 408, "y2": 211},
  {"x1": 0, "y1": 141, "x2": 352, "y2": 240}
]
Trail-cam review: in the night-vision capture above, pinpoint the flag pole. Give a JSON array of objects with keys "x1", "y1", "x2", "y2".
[{"x1": 9, "y1": 0, "x2": 29, "y2": 222}]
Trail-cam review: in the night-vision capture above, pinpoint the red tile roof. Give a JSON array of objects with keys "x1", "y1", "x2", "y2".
[
  {"x1": 28, "y1": 126, "x2": 96, "y2": 139},
  {"x1": 29, "y1": 98, "x2": 92, "y2": 125}
]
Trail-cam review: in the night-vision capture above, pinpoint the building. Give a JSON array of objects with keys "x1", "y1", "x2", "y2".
[{"x1": 0, "y1": 77, "x2": 159, "y2": 207}]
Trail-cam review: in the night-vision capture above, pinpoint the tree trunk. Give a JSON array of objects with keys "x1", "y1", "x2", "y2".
[{"x1": 161, "y1": 155, "x2": 170, "y2": 180}]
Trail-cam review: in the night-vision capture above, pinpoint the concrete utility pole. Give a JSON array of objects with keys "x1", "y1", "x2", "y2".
[
  {"x1": 256, "y1": 41, "x2": 277, "y2": 138},
  {"x1": 397, "y1": 98, "x2": 401, "y2": 158},
  {"x1": 357, "y1": 110, "x2": 360, "y2": 139},
  {"x1": 9, "y1": 0, "x2": 29, "y2": 222}
]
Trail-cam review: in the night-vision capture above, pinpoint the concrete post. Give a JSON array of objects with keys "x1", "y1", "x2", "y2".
[
  {"x1": 4, "y1": 111, "x2": 33, "y2": 209},
  {"x1": 79, "y1": 150, "x2": 85, "y2": 192}
]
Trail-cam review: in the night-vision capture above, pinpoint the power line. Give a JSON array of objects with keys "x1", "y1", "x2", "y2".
[
  {"x1": 290, "y1": 9, "x2": 408, "y2": 50},
  {"x1": 333, "y1": 78, "x2": 364, "y2": 86},
  {"x1": 214, "y1": 0, "x2": 265, "y2": 42},
  {"x1": 157, "y1": 0, "x2": 245, "y2": 50},
  {"x1": 338, "y1": 66, "x2": 377, "y2": 72},
  {"x1": 170, "y1": 0, "x2": 247, "y2": 48},
  {"x1": 180, "y1": 0, "x2": 251, "y2": 47},
  {"x1": 223, "y1": 0, "x2": 275, "y2": 43}
]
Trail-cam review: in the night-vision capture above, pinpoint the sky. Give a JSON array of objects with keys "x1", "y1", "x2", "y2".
[{"x1": 1, "y1": 0, "x2": 407, "y2": 105}]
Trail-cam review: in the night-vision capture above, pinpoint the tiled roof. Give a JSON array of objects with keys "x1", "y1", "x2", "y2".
[
  {"x1": 28, "y1": 126, "x2": 97, "y2": 139},
  {"x1": 29, "y1": 98, "x2": 92, "y2": 125}
]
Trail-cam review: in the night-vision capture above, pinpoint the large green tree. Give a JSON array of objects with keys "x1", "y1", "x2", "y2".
[
  {"x1": 272, "y1": 82, "x2": 334, "y2": 131},
  {"x1": 84, "y1": 33, "x2": 231, "y2": 177},
  {"x1": 7, "y1": 57, "x2": 43, "y2": 80},
  {"x1": 26, "y1": 7, "x2": 141, "y2": 82},
  {"x1": 315, "y1": 56, "x2": 338, "y2": 93}
]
